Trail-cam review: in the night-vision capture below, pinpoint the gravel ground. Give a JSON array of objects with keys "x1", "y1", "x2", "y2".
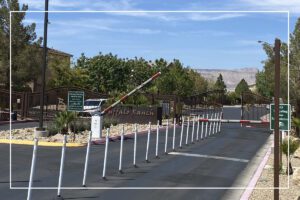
[
  {"x1": 249, "y1": 136, "x2": 300, "y2": 200},
  {"x1": 0, "y1": 121, "x2": 176, "y2": 143}
]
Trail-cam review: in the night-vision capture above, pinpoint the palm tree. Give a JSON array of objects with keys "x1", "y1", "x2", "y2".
[
  {"x1": 54, "y1": 111, "x2": 77, "y2": 135},
  {"x1": 281, "y1": 138, "x2": 300, "y2": 175}
]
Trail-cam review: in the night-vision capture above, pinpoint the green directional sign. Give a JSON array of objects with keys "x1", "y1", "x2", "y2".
[
  {"x1": 68, "y1": 91, "x2": 84, "y2": 111},
  {"x1": 270, "y1": 104, "x2": 291, "y2": 131}
]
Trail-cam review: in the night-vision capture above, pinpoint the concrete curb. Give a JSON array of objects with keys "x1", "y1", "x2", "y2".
[
  {"x1": 0, "y1": 139, "x2": 85, "y2": 147},
  {"x1": 240, "y1": 146, "x2": 272, "y2": 200},
  {"x1": 91, "y1": 125, "x2": 180, "y2": 145},
  {"x1": 0, "y1": 125, "x2": 181, "y2": 147}
]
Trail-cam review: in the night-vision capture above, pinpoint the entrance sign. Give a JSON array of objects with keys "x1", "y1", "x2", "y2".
[
  {"x1": 270, "y1": 104, "x2": 291, "y2": 131},
  {"x1": 68, "y1": 91, "x2": 84, "y2": 111}
]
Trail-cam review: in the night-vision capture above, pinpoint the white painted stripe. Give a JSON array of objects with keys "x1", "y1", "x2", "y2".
[{"x1": 168, "y1": 152, "x2": 249, "y2": 163}]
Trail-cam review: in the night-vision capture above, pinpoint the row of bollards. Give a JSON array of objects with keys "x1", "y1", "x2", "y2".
[{"x1": 26, "y1": 110, "x2": 223, "y2": 200}]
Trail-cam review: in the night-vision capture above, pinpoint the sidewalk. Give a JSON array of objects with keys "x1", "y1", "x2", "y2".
[{"x1": 249, "y1": 141, "x2": 300, "y2": 200}]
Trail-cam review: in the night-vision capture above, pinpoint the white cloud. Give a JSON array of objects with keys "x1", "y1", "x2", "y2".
[
  {"x1": 186, "y1": 13, "x2": 245, "y2": 21},
  {"x1": 240, "y1": 0, "x2": 300, "y2": 13},
  {"x1": 19, "y1": 0, "x2": 135, "y2": 10}
]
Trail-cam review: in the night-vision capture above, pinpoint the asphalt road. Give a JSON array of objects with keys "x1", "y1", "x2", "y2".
[
  {"x1": 0, "y1": 107, "x2": 272, "y2": 200},
  {"x1": 0, "y1": 122, "x2": 39, "y2": 131}
]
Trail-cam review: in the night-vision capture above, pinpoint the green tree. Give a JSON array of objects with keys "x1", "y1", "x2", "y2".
[
  {"x1": 256, "y1": 40, "x2": 288, "y2": 101},
  {"x1": 156, "y1": 59, "x2": 193, "y2": 97},
  {"x1": 0, "y1": 0, "x2": 42, "y2": 90},
  {"x1": 235, "y1": 78, "x2": 250, "y2": 96},
  {"x1": 214, "y1": 74, "x2": 227, "y2": 93},
  {"x1": 47, "y1": 58, "x2": 89, "y2": 89},
  {"x1": 187, "y1": 69, "x2": 208, "y2": 94},
  {"x1": 76, "y1": 52, "x2": 131, "y2": 93},
  {"x1": 290, "y1": 18, "x2": 300, "y2": 136}
]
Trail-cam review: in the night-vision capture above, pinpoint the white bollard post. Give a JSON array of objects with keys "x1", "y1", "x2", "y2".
[
  {"x1": 196, "y1": 115, "x2": 200, "y2": 141},
  {"x1": 145, "y1": 122, "x2": 151, "y2": 163},
  {"x1": 216, "y1": 113, "x2": 220, "y2": 134},
  {"x1": 82, "y1": 131, "x2": 92, "y2": 187},
  {"x1": 57, "y1": 134, "x2": 67, "y2": 198},
  {"x1": 179, "y1": 116, "x2": 184, "y2": 148},
  {"x1": 172, "y1": 118, "x2": 176, "y2": 151},
  {"x1": 155, "y1": 120, "x2": 160, "y2": 158},
  {"x1": 216, "y1": 112, "x2": 220, "y2": 133},
  {"x1": 205, "y1": 114, "x2": 209, "y2": 138},
  {"x1": 218, "y1": 111, "x2": 222, "y2": 132},
  {"x1": 212, "y1": 113, "x2": 216, "y2": 134},
  {"x1": 213, "y1": 113, "x2": 218, "y2": 135},
  {"x1": 27, "y1": 138, "x2": 38, "y2": 200},
  {"x1": 133, "y1": 124, "x2": 138, "y2": 167},
  {"x1": 191, "y1": 116, "x2": 195, "y2": 143},
  {"x1": 201, "y1": 115, "x2": 204, "y2": 139},
  {"x1": 209, "y1": 113, "x2": 213, "y2": 136},
  {"x1": 102, "y1": 128, "x2": 110, "y2": 179},
  {"x1": 164, "y1": 119, "x2": 169, "y2": 154},
  {"x1": 118, "y1": 125, "x2": 124, "y2": 173},
  {"x1": 185, "y1": 117, "x2": 190, "y2": 145}
]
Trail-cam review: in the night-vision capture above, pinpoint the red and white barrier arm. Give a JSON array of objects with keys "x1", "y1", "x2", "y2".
[
  {"x1": 198, "y1": 118, "x2": 269, "y2": 124},
  {"x1": 101, "y1": 72, "x2": 161, "y2": 116}
]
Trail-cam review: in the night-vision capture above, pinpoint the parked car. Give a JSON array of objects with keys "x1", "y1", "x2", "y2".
[{"x1": 79, "y1": 99, "x2": 107, "y2": 117}]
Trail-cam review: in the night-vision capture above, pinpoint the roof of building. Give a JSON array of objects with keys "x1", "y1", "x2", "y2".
[{"x1": 40, "y1": 47, "x2": 73, "y2": 57}]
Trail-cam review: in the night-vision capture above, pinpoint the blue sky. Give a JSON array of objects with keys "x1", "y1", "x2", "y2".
[{"x1": 18, "y1": 0, "x2": 299, "y2": 70}]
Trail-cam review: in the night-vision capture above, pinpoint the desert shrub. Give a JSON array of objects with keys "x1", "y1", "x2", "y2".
[
  {"x1": 281, "y1": 138, "x2": 300, "y2": 174},
  {"x1": 103, "y1": 117, "x2": 118, "y2": 129}
]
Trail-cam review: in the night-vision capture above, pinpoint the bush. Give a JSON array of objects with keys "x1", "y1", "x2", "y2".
[
  {"x1": 71, "y1": 119, "x2": 91, "y2": 133},
  {"x1": 47, "y1": 123, "x2": 59, "y2": 136},
  {"x1": 103, "y1": 117, "x2": 118, "y2": 129},
  {"x1": 281, "y1": 138, "x2": 300, "y2": 174}
]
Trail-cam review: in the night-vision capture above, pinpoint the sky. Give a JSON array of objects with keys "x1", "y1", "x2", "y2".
[{"x1": 17, "y1": 0, "x2": 300, "y2": 70}]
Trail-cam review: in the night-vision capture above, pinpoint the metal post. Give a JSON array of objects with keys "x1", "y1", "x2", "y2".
[
  {"x1": 274, "y1": 38, "x2": 281, "y2": 200},
  {"x1": 39, "y1": 0, "x2": 49, "y2": 130},
  {"x1": 172, "y1": 118, "x2": 176, "y2": 151},
  {"x1": 82, "y1": 131, "x2": 92, "y2": 187},
  {"x1": 133, "y1": 124, "x2": 138, "y2": 167},
  {"x1": 155, "y1": 120, "x2": 160, "y2": 158},
  {"x1": 27, "y1": 138, "x2": 38, "y2": 200},
  {"x1": 57, "y1": 135, "x2": 67, "y2": 198},
  {"x1": 196, "y1": 115, "x2": 200, "y2": 141},
  {"x1": 164, "y1": 119, "x2": 169, "y2": 154},
  {"x1": 102, "y1": 128, "x2": 110, "y2": 179},
  {"x1": 145, "y1": 122, "x2": 151, "y2": 163},
  {"x1": 118, "y1": 125, "x2": 124, "y2": 173},
  {"x1": 191, "y1": 116, "x2": 195, "y2": 143},
  {"x1": 179, "y1": 116, "x2": 184, "y2": 148},
  {"x1": 185, "y1": 117, "x2": 190, "y2": 145}
]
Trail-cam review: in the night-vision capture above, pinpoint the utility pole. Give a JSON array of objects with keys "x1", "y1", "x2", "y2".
[
  {"x1": 274, "y1": 38, "x2": 281, "y2": 200},
  {"x1": 39, "y1": 0, "x2": 49, "y2": 130}
]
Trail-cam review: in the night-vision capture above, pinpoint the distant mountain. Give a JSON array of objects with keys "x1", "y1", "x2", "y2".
[{"x1": 195, "y1": 67, "x2": 258, "y2": 91}]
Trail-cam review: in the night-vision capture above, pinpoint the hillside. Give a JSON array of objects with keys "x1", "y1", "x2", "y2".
[{"x1": 195, "y1": 67, "x2": 258, "y2": 91}]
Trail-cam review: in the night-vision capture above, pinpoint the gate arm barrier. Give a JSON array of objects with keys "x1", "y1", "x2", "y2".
[
  {"x1": 100, "y1": 72, "x2": 161, "y2": 116},
  {"x1": 198, "y1": 118, "x2": 269, "y2": 124}
]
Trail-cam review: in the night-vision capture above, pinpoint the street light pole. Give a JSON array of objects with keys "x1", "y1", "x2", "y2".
[
  {"x1": 39, "y1": 0, "x2": 49, "y2": 130},
  {"x1": 274, "y1": 38, "x2": 281, "y2": 200}
]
